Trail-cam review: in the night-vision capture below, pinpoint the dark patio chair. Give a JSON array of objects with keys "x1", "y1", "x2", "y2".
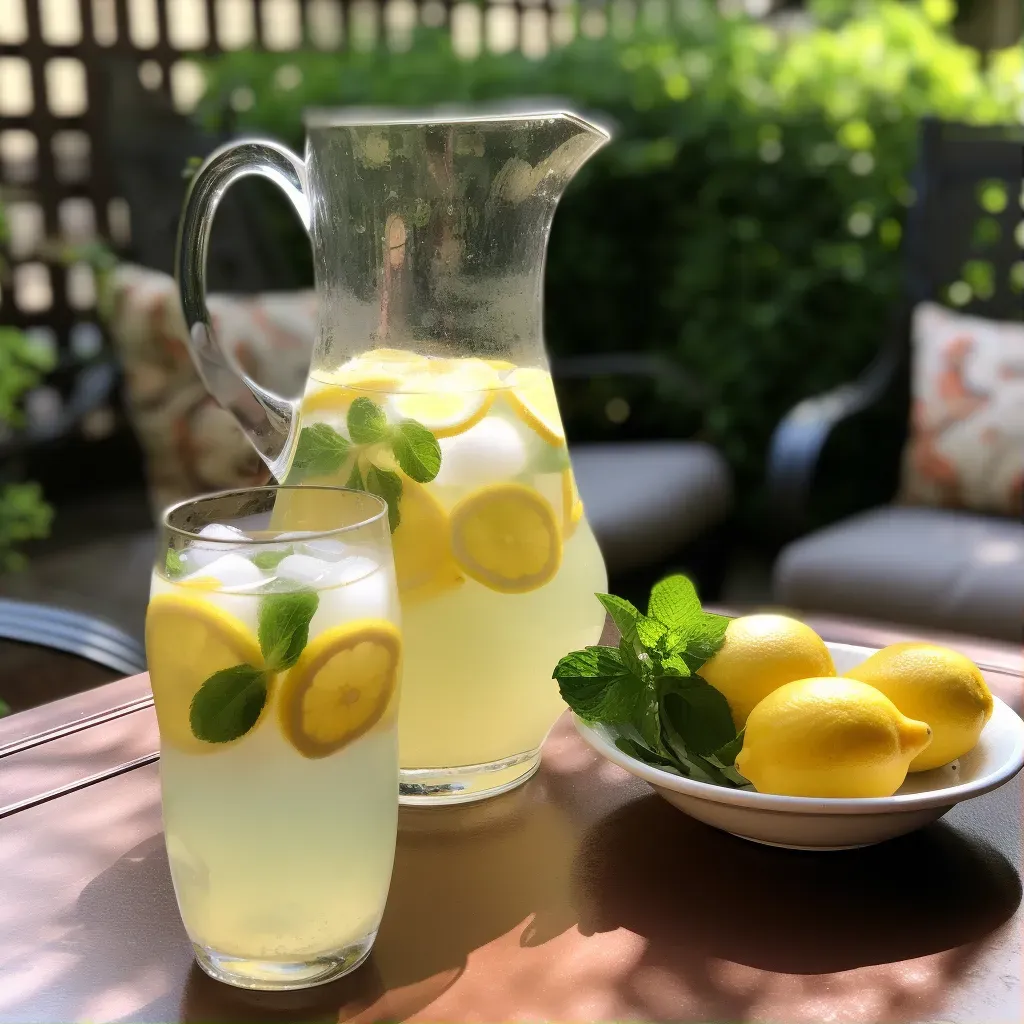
[{"x1": 766, "y1": 119, "x2": 1024, "y2": 641}]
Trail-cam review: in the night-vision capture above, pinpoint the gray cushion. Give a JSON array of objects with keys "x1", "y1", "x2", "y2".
[
  {"x1": 773, "y1": 506, "x2": 1024, "y2": 642},
  {"x1": 572, "y1": 442, "x2": 732, "y2": 575}
]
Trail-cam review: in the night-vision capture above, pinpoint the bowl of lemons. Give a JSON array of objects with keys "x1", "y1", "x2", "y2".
[{"x1": 560, "y1": 579, "x2": 1024, "y2": 851}]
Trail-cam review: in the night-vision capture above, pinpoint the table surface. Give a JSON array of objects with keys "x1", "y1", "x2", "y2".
[{"x1": 0, "y1": 615, "x2": 1021, "y2": 1023}]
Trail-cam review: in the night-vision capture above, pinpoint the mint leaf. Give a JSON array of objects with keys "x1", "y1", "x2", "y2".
[
  {"x1": 618, "y1": 633, "x2": 647, "y2": 679},
  {"x1": 292, "y1": 423, "x2": 350, "y2": 477},
  {"x1": 390, "y1": 420, "x2": 442, "y2": 483},
  {"x1": 636, "y1": 614, "x2": 668, "y2": 649},
  {"x1": 348, "y1": 397, "x2": 389, "y2": 445},
  {"x1": 683, "y1": 612, "x2": 730, "y2": 667},
  {"x1": 712, "y1": 730, "x2": 745, "y2": 767},
  {"x1": 165, "y1": 548, "x2": 184, "y2": 577},
  {"x1": 596, "y1": 593, "x2": 640, "y2": 639},
  {"x1": 660, "y1": 679, "x2": 736, "y2": 756},
  {"x1": 615, "y1": 736, "x2": 682, "y2": 775},
  {"x1": 0, "y1": 697, "x2": 10, "y2": 717},
  {"x1": 366, "y1": 465, "x2": 402, "y2": 532},
  {"x1": 189, "y1": 665, "x2": 268, "y2": 743},
  {"x1": 252, "y1": 548, "x2": 291, "y2": 571},
  {"x1": 258, "y1": 588, "x2": 319, "y2": 671},
  {"x1": 654, "y1": 652, "x2": 691, "y2": 677},
  {"x1": 648, "y1": 574, "x2": 702, "y2": 631},
  {"x1": 553, "y1": 646, "x2": 644, "y2": 723},
  {"x1": 346, "y1": 459, "x2": 364, "y2": 491}
]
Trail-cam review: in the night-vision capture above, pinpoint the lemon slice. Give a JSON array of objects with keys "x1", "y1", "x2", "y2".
[
  {"x1": 390, "y1": 390, "x2": 493, "y2": 438},
  {"x1": 278, "y1": 619, "x2": 402, "y2": 759},
  {"x1": 507, "y1": 368, "x2": 565, "y2": 446},
  {"x1": 146, "y1": 592, "x2": 266, "y2": 755},
  {"x1": 560, "y1": 468, "x2": 584, "y2": 541},
  {"x1": 391, "y1": 475, "x2": 463, "y2": 596},
  {"x1": 302, "y1": 369, "x2": 400, "y2": 418},
  {"x1": 450, "y1": 483, "x2": 562, "y2": 593},
  {"x1": 485, "y1": 358, "x2": 517, "y2": 373}
]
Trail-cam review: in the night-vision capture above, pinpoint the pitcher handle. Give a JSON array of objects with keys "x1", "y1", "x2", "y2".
[{"x1": 175, "y1": 140, "x2": 311, "y2": 481}]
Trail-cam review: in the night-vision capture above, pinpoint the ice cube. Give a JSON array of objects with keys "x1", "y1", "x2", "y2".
[
  {"x1": 275, "y1": 553, "x2": 333, "y2": 587},
  {"x1": 184, "y1": 553, "x2": 264, "y2": 591},
  {"x1": 324, "y1": 555, "x2": 379, "y2": 586},
  {"x1": 186, "y1": 522, "x2": 253, "y2": 569},
  {"x1": 310, "y1": 565, "x2": 394, "y2": 635},
  {"x1": 297, "y1": 537, "x2": 351, "y2": 562},
  {"x1": 434, "y1": 415, "x2": 527, "y2": 488}
]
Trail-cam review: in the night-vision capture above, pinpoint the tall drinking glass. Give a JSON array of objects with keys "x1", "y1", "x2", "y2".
[{"x1": 147, "y1": 486, "x2": 401, "y2": 990}]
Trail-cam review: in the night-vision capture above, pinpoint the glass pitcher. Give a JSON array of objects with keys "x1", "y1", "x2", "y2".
[{"x1": 176, "y1": 108, "x2": 610, "y2": 803}]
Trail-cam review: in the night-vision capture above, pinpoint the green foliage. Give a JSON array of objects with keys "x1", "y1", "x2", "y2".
[
  {"x1": 197, "y1": 2, "x2": 1023, "y2": 516},
  {"x1": 0, "y1": 201, "x2": 55, "y2": 576}
]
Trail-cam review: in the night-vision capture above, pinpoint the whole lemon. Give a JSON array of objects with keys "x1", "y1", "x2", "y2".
[
  {"x1": 844, "y1": 643, "x2": 993, "y2": 772},
  {"x1": 735, "y1": 677, "x2": 932, "y2": 798},
  {"x1": 699, "y1": 614, "x2": 836, "y2": 728}
]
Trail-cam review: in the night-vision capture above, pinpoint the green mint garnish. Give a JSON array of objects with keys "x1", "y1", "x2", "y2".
[
  {"x1": 553, "y1": 574, "x2": 750, "y2": 789},
  {"x1": 252, "y1": 548, "x2": 291, "y2": 571},
  {"x1": 366, "y1": 464, "x2": 403, "y2": 532},
  {"x1": 258, "y1": 588, "x2": 319, "y2": 671},
  {"x1": 189, "y1": 664, "x2": 269, "y2": 744},
  {"x1": 285, "y1": 397, "x2": 442, "y2": 535},
  {"x1": 188, "y1": 586, "x2": 319, "y2": 743},
  {"x1": 292, "y1": 422, "x2": 351, "y2": 477},
  {"x1": 389, "y1": 420, "x2": 442, "y2": 483},
  {"x1": 347, "y1": 396, "x2": 389, "y2": 445},
  {"x1": 165, "y1": 548, "x2": 185, "y2": 577}
]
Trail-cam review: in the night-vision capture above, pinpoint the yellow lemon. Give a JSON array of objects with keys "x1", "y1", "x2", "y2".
[
  {"x1": 303, "y1": 369, "x2": 400, "y2": 417},
  {"x1": 146, "y1": 592, "x2": 267, "y2": 754},
  {"x1": 736, "y1": 677, "x2": 933, "y2": 798},
  {"x1": 561, "y1": 468, "x2": 584, "y2": 541},
  {"x1": 699, "y1": 614, "x2": 836, "y2": 728},
  {"x1": 450, "y1": 482, "x2": 562, "y2": 593},
  {"x1": 507, "y1": 367, "x2": 565, "y2": 446},
  {"x1": 844, "y1": 642, "x2": 993, "y2": 771},
  {"x1": 278, "y1": 619, "x2": 402, "y2": 759},
  {"x1": 391, "y1": 475, "x2": 463, "y2": 597}
]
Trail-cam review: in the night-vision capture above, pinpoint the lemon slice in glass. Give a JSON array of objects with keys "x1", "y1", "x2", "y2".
[
  {"x1": 507, "y1": 367, "x2": 565, "y2": 446},
  {"x1": 450, "y1": 482, "x2": 562, "y2": 593},
  {"x1": 278, "y1": 619, "x2": 402, "y2": 759},
  {"x1": 146, "y1": 592, "x2": 266, "y2": 754}
]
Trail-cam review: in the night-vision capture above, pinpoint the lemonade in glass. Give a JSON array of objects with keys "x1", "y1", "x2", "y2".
[{"x1": 147, "y1": 486, "x2": 401, "y2": 990}]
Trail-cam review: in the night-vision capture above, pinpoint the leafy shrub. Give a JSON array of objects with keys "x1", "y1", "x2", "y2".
[
  {"x1": 197, "y1": 1, "x2": 1022, "y2": 522},
  {"x1": 0, "y1": 203, "x2": 53, "y2": 576}
]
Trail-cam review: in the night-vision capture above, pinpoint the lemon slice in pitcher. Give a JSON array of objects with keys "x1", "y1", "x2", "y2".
[
  {"x1": 147, "y1": 593, "x2": 267, "y2": 754},
  {"x1": 450, "y1": 483, "x2": 562, "y2": 593},
  {"x1": 390, "y1": 389, "x2": 494, "y2": 438},
  {"x1": 278, "y1": 619, "x2": 402, "y2": 759},
  {"x1": 507, "y1": 368, "x2": 565, "y2": 446},
  {"x1": 560, "y1": 468, "x2": 584, "y2": 541}
]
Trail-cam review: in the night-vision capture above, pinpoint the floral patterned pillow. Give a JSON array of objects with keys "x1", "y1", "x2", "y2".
[
  {"x1": 900, "y1": 302, "x2": 1024, "y2": 516},
  {"x1": 106, "y1": 264, "x2": 315, "y2": 514}
]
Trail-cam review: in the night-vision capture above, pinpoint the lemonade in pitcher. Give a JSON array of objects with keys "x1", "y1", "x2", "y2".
[
  {"x1": 274, "y1": 350, "x2": 607, "y2": 798},
  {"x1": 177, "y1": 108, "x2": 612, "y2": 801}
]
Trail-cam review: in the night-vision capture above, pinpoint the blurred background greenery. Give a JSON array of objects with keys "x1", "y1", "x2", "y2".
[{"x1": 195, "y1": 0, "x2": 1022, "y2": 524}]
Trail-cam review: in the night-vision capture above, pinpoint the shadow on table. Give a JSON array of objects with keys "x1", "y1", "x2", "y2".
[
  {"x1": 572, "y1": 792, "x2": 1022, "y2": 1021},
  {"x1": 178, "y1": 772, "x2": 581, "y2": 1022}
]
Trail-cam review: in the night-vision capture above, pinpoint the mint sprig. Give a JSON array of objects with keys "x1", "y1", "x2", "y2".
[
  {"x1": 553, "y1": 574, "x2": 751, "y2": 788},
  {"x1": 165, "y1": 548, "x2": 185, "y2": 578},
  {"x1": 188, "y1": 587, "x2": 319, "y2": 743},
  {"x1": 286, "y1": 397, "x2": 442, "y2": 533}
]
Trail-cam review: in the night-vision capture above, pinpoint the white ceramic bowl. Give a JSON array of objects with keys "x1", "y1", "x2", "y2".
[{"x1": 574, "y1": 641, "x2": 1024, "y2": 850}]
